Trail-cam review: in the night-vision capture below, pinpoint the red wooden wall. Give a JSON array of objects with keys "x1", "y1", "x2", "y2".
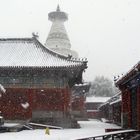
[
  {"x1": 71, "y1": 96, "x2": 85, "y2": 111},
  {"x1": 137, "y1": 86, "x2": 140, "y2": 129},
  {"x1": 0, "y1": 87, "x2": 70, "y2": 120},
  {"x1": 121, "y1": 89, "x2": 131, "y2": 128}
]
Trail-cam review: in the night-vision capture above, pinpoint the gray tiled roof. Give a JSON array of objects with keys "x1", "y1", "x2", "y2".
[{"x1": 0, "y1": 37, "x2": 87, "y2": 69}]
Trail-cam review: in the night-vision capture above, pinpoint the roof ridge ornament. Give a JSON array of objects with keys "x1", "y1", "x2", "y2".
[
  {"x1": 45, "y1": 5, "x2": 79, "y2": 58},
  {"x1": 32, "y1": 32, "x2": 39, "y2": 39}
]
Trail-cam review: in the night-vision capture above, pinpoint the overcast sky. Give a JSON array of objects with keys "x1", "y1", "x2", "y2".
[{"x1": 0, "y1": 0, "x2": 140, "y2": 81}]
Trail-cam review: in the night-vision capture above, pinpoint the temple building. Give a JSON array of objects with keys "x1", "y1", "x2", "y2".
[
  {"x1": 71, "y1": 83, "x2": 90, "y2": 119},
  {"x1": 99, "y1": 93, "x2": 121, "y2": 126},
  {"x1": 85, "y1": 96, "x2": 110, "y2": 119},
  {"x1": 0, "y1": 36, "x2": 87, "y2": 127},
  {"x1": 116, "y1": 61, "x2": 140, "y2": 130},
  {"x1": 45, "y1": 5, "x2": 78, "y2": 58}
]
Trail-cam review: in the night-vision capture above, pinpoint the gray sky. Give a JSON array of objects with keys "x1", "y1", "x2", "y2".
[{"x1": 0, "y1": 0, "x2": 140, "y2": 81}]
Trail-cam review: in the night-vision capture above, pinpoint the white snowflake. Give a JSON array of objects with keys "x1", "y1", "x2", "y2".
[
  {"x1": 21, "y1": 102, "x2": 30, "y2": 109},
  {"x1": 0, "y1": 84, "x2": 6, "y2": 93}
]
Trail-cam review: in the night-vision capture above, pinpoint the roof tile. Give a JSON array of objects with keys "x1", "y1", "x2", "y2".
[{"x1": 0, "y1": 38, "x2": 87, "y2": 69}]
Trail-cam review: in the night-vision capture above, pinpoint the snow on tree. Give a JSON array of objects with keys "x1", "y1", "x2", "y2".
[{"x1": 88, "y1": 76, "x2": 118, "y2": 97}]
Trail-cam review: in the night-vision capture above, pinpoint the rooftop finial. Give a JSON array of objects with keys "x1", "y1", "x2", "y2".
[
  {"x1": 32, "y1": 32, "x2": 39, "y2": 39},
  {"x1": 56, "y1": 4, "x2": 60, "y2": 12}
]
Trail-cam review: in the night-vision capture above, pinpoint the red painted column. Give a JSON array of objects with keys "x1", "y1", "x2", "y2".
[
  {"x1": 65, "y1": 86, "x2": 71, "y2": 113},
  {"x1": 127, "y1": 89, "x2": 131, "y2": 128},
  {"x1": 137, "y1": 86, "x2": 140, "y2": 130},
  {"x1": 121, "y1": 89, "x2": 125, "y2": 115},
  {"x1": 121, "y1": 88, "x2": 131, "y2": 128},
  {"x1": 27, "y1": 88, "x2": 33, "y2": 119},
  {"x1": 121, "y1": 89, "x2": 125, "y2": 128}
]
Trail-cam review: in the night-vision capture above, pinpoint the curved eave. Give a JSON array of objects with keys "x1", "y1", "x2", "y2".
[
  {"x1": 35, "y1": 38, "x2": 87, "y2": 63},
  {"x1": 116, "y1": 61, "x2": 140, "y2": 86},
  {"x1": 0, "y1": 36, "x2": 88, "y2": 73}
]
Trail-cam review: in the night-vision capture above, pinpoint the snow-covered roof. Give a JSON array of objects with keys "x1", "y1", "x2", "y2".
[
  {"x1": 0, "y1": 37, "x2": 87, "y2": 69},
  {"x1": 74, "y1": 83, "x2": 89, "y2": 87},
  {"x1": 99, "y1": 93, "x2": 121, "y2": 108},
  {"x1": 109, "y1": 98, "x2": 121, "y2": 105},
  {"x1": 86, "y1": 110, "x2": 99, "y2": 112},
  {"x1": 109, "y1": 93, "x2": 121, "y2": 105},
  {"x1": 116, "y1": 61, "x2": 140, "y2": 85},
  {"x1": 86, "y1": 96, "x2": 111, "y2": 103}
]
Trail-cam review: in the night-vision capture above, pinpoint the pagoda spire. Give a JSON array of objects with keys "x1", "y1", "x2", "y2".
[{"x1": 56, "y1": 4, "x2": 60, "y2": 12}]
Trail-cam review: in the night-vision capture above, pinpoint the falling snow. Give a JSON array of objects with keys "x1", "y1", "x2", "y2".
[
  {"x1": 0, "y1": 84, "x2": 6, "y2": 93},
  {"x1": 21, "y1": 102, "x2": 29, "y2": 109}
]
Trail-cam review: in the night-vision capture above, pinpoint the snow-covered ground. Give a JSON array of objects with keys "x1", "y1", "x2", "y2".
[{"x1": 0, "y1": 119, "x2": 121, "y2": 140}]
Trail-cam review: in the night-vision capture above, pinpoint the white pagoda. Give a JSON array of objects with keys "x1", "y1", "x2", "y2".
[{"x1": 45, "y1": 5, "x2": 78, "y2": 58}]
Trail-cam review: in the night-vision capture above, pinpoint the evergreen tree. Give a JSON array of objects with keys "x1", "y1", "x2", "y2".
[{"x1": 88, "y1": 76, "x2": 117, "y2": 97}]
